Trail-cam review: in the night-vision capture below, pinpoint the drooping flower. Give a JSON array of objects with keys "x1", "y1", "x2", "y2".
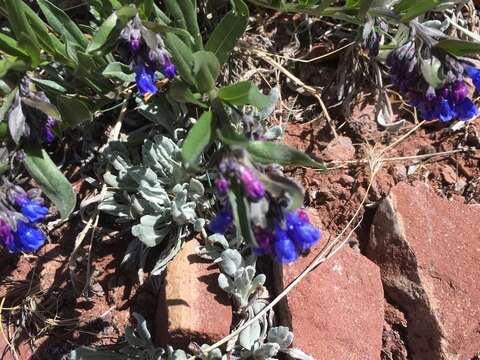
[
  {"x1": 239, "y1": 167, "x2": 265, "y2": 201},
  {"x1": 285, "y1": 211, "x2": 321, "y2": 252},
  {"x1": 42, "y1": 116, "x2": 56, "y2": 143},
  {"x1": 134, "y1": 62, "x2": 157, "y2": 96},
  {"x1": 465, "y1": 66, "x2": 480, "y2": 91},
  {"x1": 209, "y1": 206, "x2": 233, "y2": 234},
  {"x1": 434, "y1": 97, "x2": 455, "y2": 123},
  {"x1": 12, "y1": 221, "x2": 46, "y2": 253},
  {"x1": 0, "y1": 219, "x2": 15, "y2": 252},
  {"x1": 253, "y1": 228, "x2": 275, "y2": 256},
  {"x1": 455, "y1": 97, "x2": 478, "y2": 121},
  {"x1": 15, "y1": 195, "x2": 48, "y2": 223},
  {"x1": 215, "y1": 178, "x2": 229, "y2": 195},
  {"x1": 273, "y1": 225, "x2": 299, "y2": 263},
  {"x1": 160, "y1": 53, "x2": 177, "y2": 80}
]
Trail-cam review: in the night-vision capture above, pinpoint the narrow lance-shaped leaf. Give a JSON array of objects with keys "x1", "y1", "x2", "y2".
[
  {"x1": 218, "y1": 81, "x2": 270, "y2": 108},
  {"x1": 23, "y1": 143, "x2": 76, "y2": 219},
  {"x1": 181, "y1": 111, "x2": 215, "y2": 168},
  {"x1": 246, "y1": 141, "x2": 327, "y2": 169},
  {"x1": 205, "y1": 0, "x2": 249, "y2": 65},
  {"x1": 37, "y1": 0, "x2": 88, "y2": 48},
  {"x1": 435, "y1": 39, "x2": 480, "y2": 57},
  {"x1": 192, "y1": 50, "x2": 220, "y2": 93},
  {"x1": 177, "y1": 0, "x2": 203, "y2": 50}
]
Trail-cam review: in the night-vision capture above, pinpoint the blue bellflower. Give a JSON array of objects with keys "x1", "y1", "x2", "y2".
[
  {"x1": 0, "y1": 219, "x2": 15, "y2": 252},
  {"x1": 465, "y1": 66, "x2": 480, "y2": 92},
  {"x1": 209, "y1": 206, "x2": 233, "y2": 234},
  {"x1": 160, "y1": 54, "x2": 177, "y2": 80},
  {"x1": 273, "y1": 225, "x2": 299, "y2": 263},
  {"x1": 455, "y1": 97, "x2": 478, "y2": 121},
  {"x1": 285, "y1": 211, "x2": 321, "y2": 252},
  {"x1": 13, "y1": 221, "x2": 46, "y2": 253},
  {"x1": 434, "y1": 98, "x2": 455, "y2": 123},
  {"x1": 15, "y1": 195, "x2": 48, "y2": 223},
  {"x1": 135, "y1": 62, "x2": 157, "y2": 96}
]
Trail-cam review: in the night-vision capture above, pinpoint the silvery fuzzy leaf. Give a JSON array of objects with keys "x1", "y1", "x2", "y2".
[
  {"x1": 209, "y1": 234, "x2": 229, "y2": 250},
  {"x1": 136, "y1": 96, "x2": 176, "y2": 133},
  {"x1": 189, "y1": 178, "x2": 204, "y2": 196},
  {"x1": 131, "y1": 215, "x2": 171, "y2": 247},
  {"x1": 207, "y1": 348, "x2": 223, "y2": 360},
  {"x1": 104, "y1": 142, "x2": 131, "y2": 171},
  {"x1": 218, "y1": 273, "x2": 233, "y2": 292},
  {"x1": 130, "y1": 195, "x2": 147, "y2": 218},
  {"x1": 150, "y1": 229, "x2": 183, "y2": 275},
  {"x1": 172, "y1": 350, "x2": 187, "y2": 360},
  {"x1": 239, "y1": 320, "x2": 261, "y2": 350},
  {"x1": 263, "y1": 126, "x2": 284, "y2": 141},
  {"x1": 220, "y1": 249, "x2": 243, "y2": 276},
  {"x1": 193, "y1": 218, "x2": 205, "y2": 232},
  {"x1": 98, "y1": 200, "x2": 131, "y2": 218},
  {"x1": 251, "y1": 274, "x2": 266, "y2": 292},
  {"x1": 132, "y1": 313, "x2": 152, "y2": 345},
  {"x1": 283, "y1": 348, "x2": 314, "y2": 360},
  {"x1": 267, "y1": 327, "x2": 293, "y2": 349},
  {"x1": 103, "y1": 173, "x2": 119, "y2": 187},
  {"x1": 127, "y1": 166, "x2": 158, "y2": 184},
  {"x1": 8, "y1": 93, "x2": 28, "y2": 144},
  {"x1": 235, "y1": 266, "x2": 256, "y2": 289},
  {"x1": 171, "y1": 200, "x2": 197, "y2": 225},
  {"x1": 253, "y1": 343, "x2": 280, "y2": 359},
  {"x1": 124, "y1": 326, "x2": 146, "y2": 348}
]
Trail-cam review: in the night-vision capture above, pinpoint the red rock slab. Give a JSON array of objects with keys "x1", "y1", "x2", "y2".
[
  {"x1": 274, "y1": 210, "x2": 384, "y2": 359},
  {"x1": 155, "y1": 238, "x2": 232, "y2": 349},
  {"x1": 368, "y1": 182, "x2": 480, "y2": 359}
]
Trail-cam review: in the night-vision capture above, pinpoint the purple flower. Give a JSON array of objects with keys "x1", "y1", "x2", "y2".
[
  {"x1": 465, "y1": 66, "x2": 480, "y2": 91},
  {"x1": 209, "y1": 206, "x2": 233, "y2": 234},
  {"x1": 135, "y1": 62, "x2": 157, "y2": 96},
  {"x1": 451, "y1": 81, "x2": 468, "y2": 103},
  {"x1": 455, "y1": 97, "x2": 478, "y2": 121},
  {"x1": 215, "y1": 178, "x2": 229, "y2": 195},
  {"x1": 285, "y1": 210, "x2": 321, "y2": 252},
  {"x1": 160, "y1": 53, "x2": 176, "y2": 80},
  {"x1": 239, "y1": 167, "x2": 265, "y2": 200},
  {"x1": 15, "y1": 195, "x2": 48, "y2": 223},
  {"x1": 129, "y1": 28, "x2": 142, "y2": 53},
  {"x1": 0, "y1": 219, "x2": 15, "y2": 252},
  {"x1": 42, "y1": 116, "x2": 56, "y2": 143},
  {"x1": 273, "y1": 225, "x2": 299, "y2": 263},
  {"x1": 253, "y1": 228, "x2": 274, "y2": 256}
]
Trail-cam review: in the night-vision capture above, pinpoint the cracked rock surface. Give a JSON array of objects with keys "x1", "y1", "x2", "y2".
[{"x1": 367, "y1": 182, "x2": 480, "y2": 360}]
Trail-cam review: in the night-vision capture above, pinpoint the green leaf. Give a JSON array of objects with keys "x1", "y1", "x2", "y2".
[
  {"x1": 3, "y1": 0, "x2": 37, "y2": 47},
  {"x1": 56, "y1": 96, "x2": 93, "y2": 127},
  {"x1": 21, "y1": 97, "x2": 61, "y2": 119},
  {"x1": 0, "y1": 33, "x2": 30, "y2": 60},
  {"x1": 18, "y1": 32, "x2": 41, "y2": 66},
  {"x1": 397, "y1": 0, "x2": 440, "y2": 22},
  {"x1": 168, "y1": 81, "x2": 207, "y2": 107},
  {"x1": 142, "y1": 21, "x2": 195, "y2": 44},
  {"x1": 192, "y1": 50, "x2": 220, "y2": 93},
  {"x1": 32, "y1": 79, "x2": 67, "y2": 94},
  {"x1": 102, "y1": 62, "x2": 135, "y2": 82},
  {"x1": 228, "y1": 185, "x2": 256, "y2": 246},
  {"x1": 164, "y1": 33, "x2": 196, "y2": 86},
  {"x1": 138, "y1": 0, "x2": 154, "y2": 19},
  {"x1": 435, "y1": 39, "x2": 480, "y2": 56},
  {"x1": 218, "y1": 81, "x2": 270, "y2": 108},
  {"x1": 177, "y1": 0, "x2": 203, "y2": 50},
  {"x1": 37, "y1": 0, "x2": 87, "y2": 49},
  {"x1": 246, "y1": 141, "x2": 327, "y2": 168},
  {"x1": 205, "y1": 0, "x2": 249, "y2": 65},
  {"x1": 164, "y1": 0, "x2": 188, "y2": 31},
  {"x1": 359, "y1": 0, "x2": 374, "y2": 17},
  {"x1": 181, "y1": 111, "x2": 215, "y2": 167},
  {"x1": 86, "y1": 11, "x2": 118, "y2": 53},
  {"x1": 23, "y1": 143, "x2": 76, "y2": 219}
]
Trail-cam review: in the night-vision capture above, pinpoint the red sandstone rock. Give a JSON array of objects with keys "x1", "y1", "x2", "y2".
[
  {"x1": 274, "y1": 210, "x2": 384, "y2": 359},
  {"x1": 368, "y1": 182, "x2": 480, "y2": 360},
  {"x1": 155, "y1": 238, "x2": 232, "y2": 349},
  {"x1": 321, "y1": 136, "x2": 355, "y2": 161}
]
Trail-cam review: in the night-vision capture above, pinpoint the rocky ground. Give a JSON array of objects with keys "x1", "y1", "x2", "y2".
[{"x1": 1, "y1": 8, "x2": 480, "y2": 360}]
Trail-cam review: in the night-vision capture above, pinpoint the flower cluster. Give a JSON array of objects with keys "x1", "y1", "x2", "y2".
[
  {"x1": 0, "y1": 182, "x2": 48, "y2": 253},
  {"x1": 6, "y1": 76, "x2": 58, "y2": 144},
  {"x1": 209, "y1": 158, "x2": 321, "y2": 263},
  {"x1": 361, "y1": 18, "x2": 387, "y2": 58},
  {"x1": 121, "y1": 16, "x2": 177, "y2": 97},
  {"x1": 387, "y1": 41, "x2": 479, "y2": 123}
]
